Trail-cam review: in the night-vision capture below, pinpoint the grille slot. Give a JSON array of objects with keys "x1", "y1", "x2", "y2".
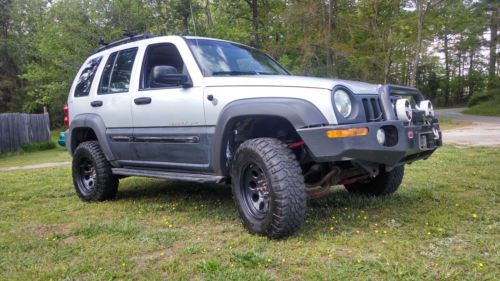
[{"x1": 362, "y1": 97, "x2": 384, "y2": 122}]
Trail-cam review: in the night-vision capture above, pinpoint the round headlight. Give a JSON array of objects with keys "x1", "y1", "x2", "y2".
[{"x1": 334, "y1": 90, "x2": 352, "y2": 118}]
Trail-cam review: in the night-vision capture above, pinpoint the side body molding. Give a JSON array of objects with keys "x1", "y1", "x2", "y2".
[
  {"x1": 67, "y1": 114, "x2": 116, "y2": 163},
  {"x1": 211, "y1": 98, "x2": 328, "y2": 176}
]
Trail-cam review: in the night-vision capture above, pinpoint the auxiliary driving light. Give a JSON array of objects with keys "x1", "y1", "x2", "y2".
[
  {"x1": 395, "y1": 99, "x2": 412, "y2": 122},
  {"x1": 418, "y1": 100, "x2": 434, "y2": 117},
  {"x1": 376, "y1": 128, "x2": 386, "y2": 145}
]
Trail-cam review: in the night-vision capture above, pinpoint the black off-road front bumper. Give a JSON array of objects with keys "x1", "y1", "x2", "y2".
[
  {"x1": 297, "y1": 120, "x2": 442, "y2": 166},
  {"x1": 297, "y1": 84, "x2": 442, "y2": 167}
]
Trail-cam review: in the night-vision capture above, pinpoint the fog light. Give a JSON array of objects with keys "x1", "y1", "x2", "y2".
[{"x1": 377, "y1": 128, "x2": 386, "y2": 145}]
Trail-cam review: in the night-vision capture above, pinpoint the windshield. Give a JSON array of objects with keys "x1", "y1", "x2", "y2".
[{"x1": 186, "y1": 39, "x2": 289, "y2": 77}]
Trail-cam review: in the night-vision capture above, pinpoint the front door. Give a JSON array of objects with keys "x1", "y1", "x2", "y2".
[{"x1": 129, "y1": 42, "x2": 208, "y2": 171}]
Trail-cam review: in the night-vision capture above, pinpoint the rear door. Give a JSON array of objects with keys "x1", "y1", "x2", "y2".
[
  {"x1": 129, "y1": 41, "x2": 208, "y2": 171},
  {"x1": 90, "y1": 47, "x2": 139, "y2": 161}
]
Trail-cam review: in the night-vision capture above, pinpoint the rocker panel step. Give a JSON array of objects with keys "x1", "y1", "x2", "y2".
[{"x1": 112, "y1": 168, "x2": 225, "y2": 183}]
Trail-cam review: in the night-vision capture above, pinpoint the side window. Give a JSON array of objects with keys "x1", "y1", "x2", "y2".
[
  {"x1": 140, "y1": 43, "x2": 187, "y2": 89},
  {"x1": 74, "y1": 56, "x2": 102, "y2": 97},
  {"x1": 98, "y1": 47, "x2": 138, "y2": 94}
]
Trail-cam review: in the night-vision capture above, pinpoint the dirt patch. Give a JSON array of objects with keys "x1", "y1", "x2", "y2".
[
  {"x1": 29, "y1": 223, "x2": 73, "y2": 238},
  {"x1": 0, "y1": 161, "x2": 70, "y2": 171},
  {"x1": 436, "y1": 108, "x2": 500, "y2": 147},
  {"x1": 443, "y1": 123, "x2": 500, "y2": 147}
]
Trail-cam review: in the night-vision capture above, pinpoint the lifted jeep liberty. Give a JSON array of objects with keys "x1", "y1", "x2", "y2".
[{"x1": 65, "y1": 34, "x2": 442, "y2": 238}]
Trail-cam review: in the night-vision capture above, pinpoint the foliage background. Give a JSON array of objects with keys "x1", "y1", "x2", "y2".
[{"x1": 0, "y1": 0, "x2": 498, "y2": 127}]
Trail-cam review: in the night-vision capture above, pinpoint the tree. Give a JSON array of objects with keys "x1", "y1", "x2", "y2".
[{"x1": 487, "y1": 0, "x2": 499, "y2": 89}]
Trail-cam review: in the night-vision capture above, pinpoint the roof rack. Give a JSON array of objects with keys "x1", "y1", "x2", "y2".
[{"x1": 95, "y1": 33, "x2": 157, "y2": 53}]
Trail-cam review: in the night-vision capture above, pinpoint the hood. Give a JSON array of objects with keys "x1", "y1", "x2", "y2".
[{"x1": 203, "y1": 75, "x2": 379, "y2": 94}]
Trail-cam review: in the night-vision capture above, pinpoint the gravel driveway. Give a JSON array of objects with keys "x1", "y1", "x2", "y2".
[{"x1": 435, "y1": 108, "x2": 500, "y2": 147}]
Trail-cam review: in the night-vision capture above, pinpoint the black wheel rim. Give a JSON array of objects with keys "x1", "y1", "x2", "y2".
[
  {"x1": 77, "y1": 156, "x2": 97, "y2": 195},
  {"x1": 240, "y1": 162, "x2": 270, "y2": 219}
]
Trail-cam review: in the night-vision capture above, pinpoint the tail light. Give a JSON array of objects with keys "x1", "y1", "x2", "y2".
[{"x1": 64, "y1": 104, "x2": 69, "y2": 127}]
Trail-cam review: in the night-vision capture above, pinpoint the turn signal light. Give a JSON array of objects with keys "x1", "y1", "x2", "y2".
[{"x1": 326, "y1": 127, "x2": 369, "y2": 138}]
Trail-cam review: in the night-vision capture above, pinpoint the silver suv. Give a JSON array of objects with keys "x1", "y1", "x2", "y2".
[{"x1": 65, "y1": 34, "x2": 442, "y2": 238}]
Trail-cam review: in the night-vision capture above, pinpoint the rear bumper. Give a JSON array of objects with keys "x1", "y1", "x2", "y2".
[{"x1": 297, "y1": 120, "x2": 442, "y2": 166}]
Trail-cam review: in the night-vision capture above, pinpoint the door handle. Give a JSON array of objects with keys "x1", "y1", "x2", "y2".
[
  {"x1": 90, "y1": 100, "x2": 103, "y2": 107},
  {"x1": 134, "y1": 97, "x2": 152, "y2": 105},
  {"x1": 207, "y1": 94, "x2": 214, "y2": 101}
]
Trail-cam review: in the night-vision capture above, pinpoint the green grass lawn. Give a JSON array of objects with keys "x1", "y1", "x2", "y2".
[
  {"x1": 0, "y1": 146, "x2": 498, "y2": 280},
  {"x1": 0, "y1": 130, "x2": 69, "y2": 168},
  {"x1": 0, "y1": 146, "x2": 69, "y2": 168}
]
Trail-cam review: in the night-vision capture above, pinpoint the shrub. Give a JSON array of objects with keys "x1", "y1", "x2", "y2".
[
  {"x1": 468, "y1": 89, "x2": 495, "y2": 107},
  {"x1": 21, "y1": 141, "x2": 56, "y2": 152}
]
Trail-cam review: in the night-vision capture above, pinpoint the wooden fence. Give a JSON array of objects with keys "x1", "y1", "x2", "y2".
[{"x1": 0, "y1": 113, "x2": 51, "y2": 153}]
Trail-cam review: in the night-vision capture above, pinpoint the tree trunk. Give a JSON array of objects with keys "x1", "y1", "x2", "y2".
[
  {"x1": 444, "y1": 33, "x2": 450, "y2": 105},
  {"x1": 325, "y1": 0, "x2": 333, "y2": 76},
  {"x1": 469, "y1": 51, "x2": 474, "y2": 100},
  {"x1": 488, "y1": 2, "x2": 498, "y2": 89},
  {"x1": 384, "y1": 0, "x2": 400, "y2": 83},
  {"x1": 410, "y1": 1, "x2": 427, "y2": 87},
  {"x1": 245, "y1": 0, "x2": 259, "y2": 47},
  {"x1": 205, "y1": 0, "x2": 214, "y2": 31}
]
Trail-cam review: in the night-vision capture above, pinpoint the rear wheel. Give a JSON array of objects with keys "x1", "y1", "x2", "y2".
[
  {"x1": 72, "y1": 141, "x2": 118, "y2": 201},
  {"x1": 345, "y1": 166, "x2": 404, "y2": 196},
  {"x1": 231, "y1": 138, "x2": 307, "y2": 239}
]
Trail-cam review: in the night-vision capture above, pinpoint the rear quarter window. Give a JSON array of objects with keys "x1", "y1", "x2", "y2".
[{"x1": 74, "y1": 56, "x2": 102, "y2": 97}]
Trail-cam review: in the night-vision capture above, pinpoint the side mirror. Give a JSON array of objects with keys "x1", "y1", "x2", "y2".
[{"x1": 152, "y1": 65, "x2": 192, "y2": 88}]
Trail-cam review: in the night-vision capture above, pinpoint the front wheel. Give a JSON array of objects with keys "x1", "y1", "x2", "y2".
[
  {"x1": 231, "y1": 138, "x2": 307, "y2": 239},
  {"x1": 345, "y1": 166, "x2": 405, "y2": 196}
]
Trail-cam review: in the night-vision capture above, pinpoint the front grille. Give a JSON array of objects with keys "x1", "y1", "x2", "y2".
[{"x1": 362, "y1": 97, "x2": 384, "y2": 122}]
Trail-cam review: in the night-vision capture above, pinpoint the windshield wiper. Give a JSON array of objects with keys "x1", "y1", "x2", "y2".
[{"x1": 212, "y1": 71, "x2": 278, "y2": 76}]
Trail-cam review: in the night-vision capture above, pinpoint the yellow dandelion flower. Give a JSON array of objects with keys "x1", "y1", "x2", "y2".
[
  {"x1": 383, "y1": 230, "x2": 388, "y2": 234},
  {"x1": 122, "y1": 263, "x2": 126, "y2": 266},
  {"x1": 281, "y1": 258, "x2": 286, "y2": 263},
  {"x1": 479, "y1": 262, "x2": 484, "y2": 268},
  {"x1": 356, "y1": 259, "x2": 361, "y2": 264},
  {"x1": 427, "y1": 231, "x2": 431, "y2": 235},
  {"x1": 472, "y1": 214, "x2": 478, "y2": 218},
  {"x1": 267, "y1": 258, "x2": 271, "y2": 262},
  {"x1": 168, "y1": 224, "x2": 173, "y2": 228},
  {"x1": 363, "y1": 216, "x2": 367, "y2": 220},
  {"x1": 330, "y1": 226, "x2": 334, "y2": 231}
]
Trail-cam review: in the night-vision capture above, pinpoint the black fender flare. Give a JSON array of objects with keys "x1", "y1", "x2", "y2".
[
  {"x1": 211, "y1": 98, "x2": 328, "y2": 175},
  {"x1": 67, "y1": 114, "x2": 115, "y2": 162}
]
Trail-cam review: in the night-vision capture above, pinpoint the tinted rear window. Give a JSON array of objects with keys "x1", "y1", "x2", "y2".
[{"x1": 74, "y1": 56, "x2": 102, "y2": 97}]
